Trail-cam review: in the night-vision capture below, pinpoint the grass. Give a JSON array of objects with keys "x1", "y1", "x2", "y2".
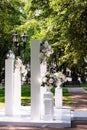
[
  {"x1": 0, "y1": 88, "x2": 5, "y2": 103},
  {"x1": 63, "y1": 88, "x2": 73, "y2": 106},
  {"x1": 84, "y1": 87, "x2": 87, "y2": 91},
  {"x1": 0, "y1": 84, "x2": 73, "y2": 107},
  {"x1": 65, "y1": 83, "x2": 87, "y2": 88},
  {"x1": 21, "y1": 84, "x2": 31, "y2": 106}
]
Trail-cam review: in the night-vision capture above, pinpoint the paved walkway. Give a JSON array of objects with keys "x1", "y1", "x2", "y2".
[
  {"x1": 0, "y1": 87, "x2": 87, "y2": 130},
  {"x1": 68, "y1": 87, "x2": 87, "y2": 110}
]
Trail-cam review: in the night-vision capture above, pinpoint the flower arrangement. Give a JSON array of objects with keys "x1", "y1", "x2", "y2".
[
  {"x1": 15, "y1": 58, "x2": 27, "y2": 78},
  {"x1": 40, "y1": 40, "x2": 53, "y2": 63},
  {"x1": 41, "y1": 71, "x2": 66, "y2": 88}
]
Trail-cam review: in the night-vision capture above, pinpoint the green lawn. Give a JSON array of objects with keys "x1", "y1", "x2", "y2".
[
  {"x1": 63, "y1": 88, "x2": 73, "y2": 106},
  {"x1": 65, "y1": 83, "x2": 87, "y2": 88},
  {"x1": 21, "y1": 84, "x2": 31, "y2": 106},
  {"x1": 0, "y1": 84, "x2": 73, "y2": 107}
]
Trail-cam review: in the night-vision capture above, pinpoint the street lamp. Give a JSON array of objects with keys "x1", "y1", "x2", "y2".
[
  {"x1": 12, "y1": 32, "x2": 19, "y2": 45},
  {"x1": 12, "y1": 32, "x2": 28, "y2": 56},
  {"x1": 12, "y1": 32, "x2": 19, "y2": 56},
  {"x1": 21, "y1": 33, "x2": 28, "y2": 51}
]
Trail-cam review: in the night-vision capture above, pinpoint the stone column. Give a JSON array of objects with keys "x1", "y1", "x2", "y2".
[
  {"x1": 31, "y1": 40, "x2": 41, "y2": 120},
  {"x1": 5, "y1": 57, "x2": 14, "y2": 116}
]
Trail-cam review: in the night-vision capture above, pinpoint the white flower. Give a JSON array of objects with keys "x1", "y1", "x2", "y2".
[
  {"x1": 15, "y1": 58, "x2": 27, "y2": 78},
  {"x1": 54, "y1": 71, "x2": 66, "y2": 83},
  {"x1": 46, "y1": 51, "x2": 51, "y2": 57},
  {"x1": 49, "y1": 78, "x2": 54, "y2": 84},
  {"x1": 42, "y1": 77, "x2": 47, "y2": 82},
  {"x1": 15, "y1": 58, "x2": 22, "y2": 69},
  {"x1": 44, "y1": 41, "x2": 49, "y2": 48},
  {"x1": 41, "y1": 71, "x2": 66, "y2": 88},
  {"x1": 40, "y1": 41, "x2": 53, "y2": 63}
]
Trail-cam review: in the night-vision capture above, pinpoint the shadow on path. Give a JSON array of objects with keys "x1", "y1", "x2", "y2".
[{"x1": 68, "y1": 87, "x2": 87, "y2": 110}]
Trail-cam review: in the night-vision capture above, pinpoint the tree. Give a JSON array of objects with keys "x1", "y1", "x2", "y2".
[
  {"x1": 25, "y1": 0, "x2": 87, "y2": 83},
  {"x1": 0, "y1": 0, "x2": 25, "y2": 78}
]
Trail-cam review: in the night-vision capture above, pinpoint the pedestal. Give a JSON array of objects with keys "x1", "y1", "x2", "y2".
[
  {"x1": 55, "y1": 87, "x2": 62, "y2": 108},
  {"x1": 43, "y1": 89, "x2": 54, "y2": 120}
]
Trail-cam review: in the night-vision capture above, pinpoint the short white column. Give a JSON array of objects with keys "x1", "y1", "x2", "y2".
[
  {"x1": 31, "y1": 40, "x2": 41, "y2": 120},
  {"x1": 55, "y1": 87, "x2": 63, "y2": 108},
  {"x1": 5, "y1": 58, "x2": 14, "y2": 116},
  {"x1": 13, "y1": 68, "x2": 21, "y2": 115}
]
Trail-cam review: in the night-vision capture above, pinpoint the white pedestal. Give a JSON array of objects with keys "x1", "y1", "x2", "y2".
[
  {"x1": 43, "y1": 91, "x2": 54, "y2": 120},
  {"x1": 5, "y1": 58, "x2": 14, "y2": 116},
  {"x1": 55, "y1": 87, "x2": 62, "y2": 108},
  {"x1": 31, "y1": 40, "x2": 41, "y2": 120}
]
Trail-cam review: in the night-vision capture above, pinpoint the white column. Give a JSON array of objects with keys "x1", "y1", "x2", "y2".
[
  {"x1": 55, "y1": 87, "x2": 63, "y2": 108},
  {"x1": 31, "y1": 40, "x2": 41, "y2": 120},
  {"x1": 5, "y1": 58, "x2": 14, "y2": 116},
  {"x1": 13, "y1": 68, "x2": 21, "y2": 115}
]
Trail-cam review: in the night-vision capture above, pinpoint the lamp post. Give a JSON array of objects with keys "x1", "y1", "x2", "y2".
[
  {"x1": 21, "y1": 33, "x2": 28, "y2": 52},
  {"x1": 12, "y1": 32, "x2": 28, "y2": 57},
  {"x1": 12, "y1": 32, "x2": 19, "y2": 56}
]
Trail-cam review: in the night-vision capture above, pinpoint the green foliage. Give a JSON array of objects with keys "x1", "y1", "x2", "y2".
[
  {"x1": 26, "y1": 0, "x2": 87, "y2": 74},
  {"x1": 0, "y1": 0, "x2": 25, "y2": 72},
  {"x1": 21, "y1": 84, "x2": 30, "y2": 97},
  {"x1": 0, "y1": 0, "x2": 87, "y2": 82},
  {"x1": 0, "y1": 88, "x2": 5, "y2": 103}
]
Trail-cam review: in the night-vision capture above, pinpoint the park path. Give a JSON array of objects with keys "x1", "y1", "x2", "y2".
[{"x1": 68, "y1": 87, "x2": 87, "y2": 110}]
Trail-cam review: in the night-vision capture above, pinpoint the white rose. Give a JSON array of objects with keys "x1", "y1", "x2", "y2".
[{"x1": 49, "y1": 78, "x2": 54, "y2": 83}]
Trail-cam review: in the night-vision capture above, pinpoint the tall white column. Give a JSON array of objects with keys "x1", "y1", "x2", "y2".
[
  {"x1": 31, "y1": 40, "x2": 41, "y2": 120},
  {"x1": 13, "y1": 68, "x2": 21, "y2": 115},
  {"x1": 5, "y1": 58, "x2": 14, "y2": 116}
]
